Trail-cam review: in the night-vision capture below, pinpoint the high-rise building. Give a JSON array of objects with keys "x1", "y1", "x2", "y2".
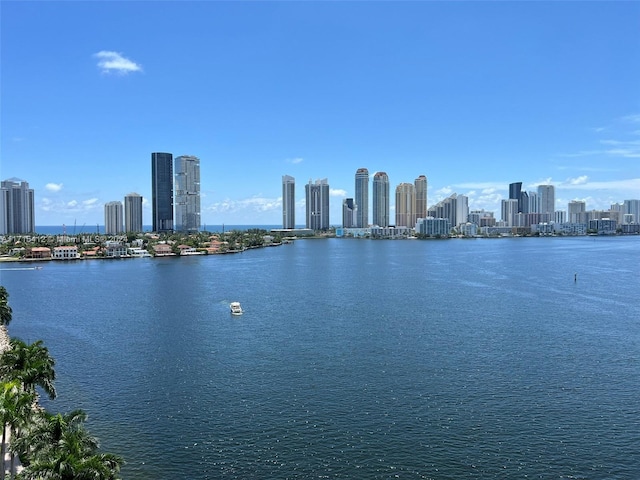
[
  {"x1": 372, "y1": 172, "x2": 390, "y2": 227},
  {"x1": 355, "y1": 168, "x2": 369, "y2": 228},
  {"x1": 174, "y1": 155, "x2": 201, "y2": 232},
  {"x1": 415, "y1": 175, "x2": 428, "y2": 221},
  {"x1": 526, "y1": 191, "x2": 539, "y2": 213},
  {"x1": 501, "y1": 199, "x2": 519, "y2": 227},
  {"x1": 624, "y1": 199, "x2": 640, "y2": 224},
  {"x1": 395, "y1": 183, "x2": 415, "y2": 227},
  {"x1": 124, "y1": 193, "x2": 143, "y2": 232},
  {"x1": 342, "y1": 198, "x2": 356, "y2": 228},
  {"x1": 0, "y1": 179, "x2": 35, "y2": 234},
  {"x1": 568, "y1": 200, "x2": 586, "y2": 223},
  {"x1": 509, "y1": 182, "x2": 523, "y2": 213},
  {"x1": 428, "y1": 193, "x2": 468, "y2": 228},
  {"x1": 282, "y1": 175, "x2": 296, "y2": 229},
  {"x1": 305, "y1": 179, "x2": 330, "y2": 230},
  {"x1": 104, "y1": 201, "x2": 124, "y2": 235},
  {"x1": 538, "y1": 184, "x2": 555, "y2": 216},
  {"x1": 151, "y1": 152, "x2": 174, "y2": 232}
]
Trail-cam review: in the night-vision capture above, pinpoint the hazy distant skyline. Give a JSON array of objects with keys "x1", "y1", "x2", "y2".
[{"x1": 2, "y1": 2, "x2": 639, "y2": 226}]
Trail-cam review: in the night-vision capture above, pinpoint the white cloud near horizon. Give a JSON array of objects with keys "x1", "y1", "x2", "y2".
[
  {"x1": 330, "y1": 188, "x2": 347, "y2": 197},
  {"x1": 94, "y1": 51, "x2": 142, "y2": 74},
  {"x1": 207, "y1": 195, "x2": 281, "y2": 214},
  {"x1": 45, "y1": 183, "x2": 63, "y2": 192},
  {"x1": 567, "y1": 175, "x2": 589, "y2": 185}
]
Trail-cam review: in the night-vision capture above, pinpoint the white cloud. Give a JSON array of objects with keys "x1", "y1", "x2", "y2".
[
  {"x1": 83, "y1": 198, "x2": 98, "y2": 206},
  {"x1": 207, "y1": 196, "x2": 281, "y2": 214},
  {"x1": 436, "y1": 186, "x2": 453, "y2": 195},
  {"x1": 567, "y1": 175, "x2": 588, "y2": 185},
  {"x1": 621, "y1": 113, "x2": 640, "y2": 123},
  {"x1": 94, "y1": 51, "x2": 142, "y2": 74},
  {"x1": 67, "y1": 200, "x2": 78, "y2": 208},
  {"x1": 330, "y1": 188, "x2": 347, "y2": 197},
  {"x1": 528, "y1": 178, "x2": 554, "y2": 188},
  {"x1": 286, "y1": 157, "x2": 304, "y2": 164},
  {"x1": 559, "y1": 178, "x2": 640, "y2": 191},
  {"x1": 453, "y1": 182, "x2": 505, "y2": 191},
  {"x1": 45, "y1": 183, "x2": 63, "y2": 192}
]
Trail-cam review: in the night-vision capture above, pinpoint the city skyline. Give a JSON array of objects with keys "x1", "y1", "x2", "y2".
[{"x1": 2, "y1": 2, "x2": 639, "y2": 226}]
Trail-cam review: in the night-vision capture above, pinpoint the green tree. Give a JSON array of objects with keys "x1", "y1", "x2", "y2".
[
  {"x1": 17, "y1": 410, "x2": 123, "y2": 480},
  {"x1": 0, "y1": 380, "x2": 35, "y2": 480},
  {"x1": 0, "y1": 339, "x2": 56, "y2": 400},
  {"x1": 0, "y1": 287, "x2": 12, "y2": 327},
  {"x1": 12, "y1": 410, "x2": 86, "y2": 468}
]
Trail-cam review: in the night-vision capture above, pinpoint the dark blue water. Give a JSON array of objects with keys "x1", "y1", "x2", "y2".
[{"x1": 2, "y1": 237, "x2": 639, "y2": 479}]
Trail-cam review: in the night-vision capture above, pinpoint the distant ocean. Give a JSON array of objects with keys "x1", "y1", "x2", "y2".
[{"x1": 34, "y1": 225, "x2": 286, "y2": 235}]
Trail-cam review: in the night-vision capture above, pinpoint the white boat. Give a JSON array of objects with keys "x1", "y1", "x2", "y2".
[{"x1": 230, "y1": 302, "x2": 243, "y2": 315}]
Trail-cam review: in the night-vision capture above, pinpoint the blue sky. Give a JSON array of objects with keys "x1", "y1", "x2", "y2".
[{"x1": 2, "y1": 1, "x2": 639, "y2": 227}]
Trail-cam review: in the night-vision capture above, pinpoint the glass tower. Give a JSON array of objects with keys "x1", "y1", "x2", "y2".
[
  {"x1": 415, "y1": 175, "x2": 428, "y2": 221},
  {"x1": 124, "y1": 193, "x2": 143, "y2": 233},
  {"x1": 151, "y1": 152, "x2": 174, "y2": 232},
  {"x1": 305, "y1": 178, "x2": 330, "y2": 230},
  {"x1": 174, "y1": 155, "x2": 201, "y2": 232},
  {"x1": 372, "y1": 172, "x2": 390, "y2": 227},
  {"x1": 0, "y1": 179, "x2": 35, "y2": 234},
  {"x1": 104, "y1": 201, "x2": 124, "y2": 235},
  {"x1": 355, "y1": 168, "x2": 369, "y2": 228},
  {"x1": 537, "y1": 184, "x2": 555, "y2": 216},
  {"x1": 282, "y1": 175, "x2": 296, "y2": 229}
]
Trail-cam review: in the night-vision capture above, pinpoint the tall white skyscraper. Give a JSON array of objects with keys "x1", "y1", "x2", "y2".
[
  {"x1": 526, "y1": 192, "x2": 539, "y2": 213},
  {"x1": 355, "y1": 168, "x2": 369, "y2": 228},
  {"x1": 568, "y1": 200, "x2": 586, "y2": 223},
  {"x1": 537, "y1": 184, "x2": 555, "y2": 216},
  {"x1": 428, "y1": 193, "x2": 468, "y2": 228},
  {"x1": 395, "y1": 183, "x2": 415, "y2": 227},
  {"x1": 104, "y1": 201, "x2": 124, "y2": 235},
  {"x1": 124, "y1": 193, "x2": 143, "y2": 232},
  {"x1": 282, "y1": 175, "x2": 296, "y2": 229},
  {"x1": 372, "y1": 172, "x2": 390, "y2": 227},
  {"x1": 624, "y1": 199, "x2": 640, "y2": 224},
  {"x1": 0, "y1": 179, "x2": 35, "y2": 234},
  {"x1": 415, "y1": 175, "x2": 428, "y2": 221},
  {"x1": 501, "y1": 199, "x2": 519, "y2": 227},
  {"x1": 305, "y1": 178, "x2": 330, "y2": 230},
  {"x1": 456, "y1": 194, "x2": 469, "y2": 227},
  {"x1": 174, "y1": 155, "x2": 201, "y2": 232}
]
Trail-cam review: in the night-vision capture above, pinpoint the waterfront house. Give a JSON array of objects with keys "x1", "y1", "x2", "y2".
[
  {"x1": 105, "y1": 243, "x2": 128, "y2": 258},
  {"x1": 25, "y1": 246, "x2": 51, "y2": 259},
  {"x1": 53, "y1": 246, "x2": 80, "y2": 259},
  {"x1": 153, "y1": 244, "x2": 173, "y2": 256}
]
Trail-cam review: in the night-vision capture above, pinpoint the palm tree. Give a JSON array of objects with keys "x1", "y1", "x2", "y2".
[
  {"x1": 17, "y1": 410, "x2": 123, "y2": 480},
  {"x1": 0, "y1": 381, "x2": 35, "y2": 480},
  {"x1": 0, "y1": 339, "x2": 56, "y2": 400},
  {"x1": 11, "y1": 410, "x2": 86, "y2": 467},
  {"x1": 0, "y1": 287, "x2": 12, "y2": 327}
]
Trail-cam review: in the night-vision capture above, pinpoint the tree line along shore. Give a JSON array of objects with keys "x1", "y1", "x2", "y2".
[
  {"x1": 0, "y1": 286, "x2": 123, "y2": 479},
  {"x1": 0, "y1": 229, "x2": 301, "y2": 261}
]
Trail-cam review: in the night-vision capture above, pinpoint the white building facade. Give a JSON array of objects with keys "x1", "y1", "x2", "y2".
[{"x1": 104, "y1": 201, "x2": 124, "y2": 235}]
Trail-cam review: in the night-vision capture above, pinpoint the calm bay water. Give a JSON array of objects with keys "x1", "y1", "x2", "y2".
[{"x1": 1, "y1": 237, "x2": 639, "y2": 479}]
